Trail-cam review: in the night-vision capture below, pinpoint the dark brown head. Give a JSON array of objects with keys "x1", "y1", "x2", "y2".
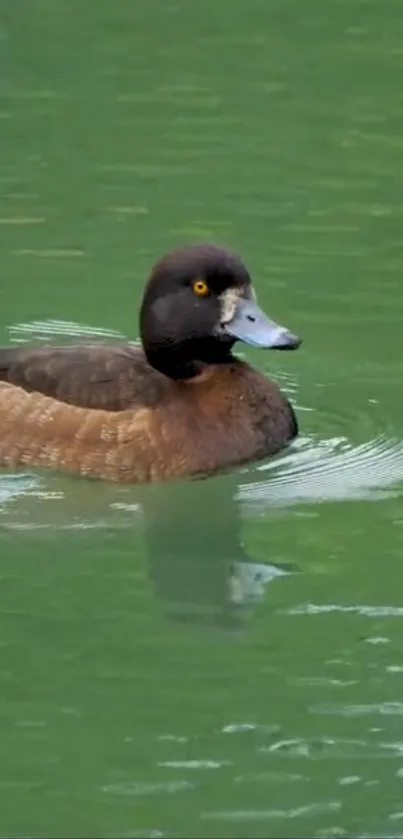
[{"x1": 139, "y1": 243, "x2": 301, "y2": 380}]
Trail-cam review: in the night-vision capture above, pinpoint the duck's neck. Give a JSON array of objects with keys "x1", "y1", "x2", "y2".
[{"x1": 143, "y1": 341, "x2": 236, "y2": 381}]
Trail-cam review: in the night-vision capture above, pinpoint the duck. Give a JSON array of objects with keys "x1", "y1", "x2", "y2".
[{"x1": 0, "y1": 243, "x2": 301, "y2": 483}]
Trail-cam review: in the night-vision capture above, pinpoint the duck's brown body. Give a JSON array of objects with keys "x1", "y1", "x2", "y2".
[{"x1": 0, "y1": 349, "x2": 297, "y2": 483}]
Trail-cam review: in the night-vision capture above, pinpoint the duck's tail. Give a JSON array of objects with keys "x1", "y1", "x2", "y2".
[{"x1": 0, "y1": 347, "x2": 21, "y2": 382}]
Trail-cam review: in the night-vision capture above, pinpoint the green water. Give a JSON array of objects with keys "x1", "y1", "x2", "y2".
[{"x1": 1, "y1": 0, "x2": 403, "y2": 836}]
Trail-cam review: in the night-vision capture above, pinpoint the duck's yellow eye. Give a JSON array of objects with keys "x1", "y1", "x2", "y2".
[{"x1": 192, "y1": 279, "x2": 209, "y2": 297}]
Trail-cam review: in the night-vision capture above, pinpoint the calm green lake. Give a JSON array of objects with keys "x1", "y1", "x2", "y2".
[{"x1": 1, "y1": 1, "x2": 403, "y2": 836}]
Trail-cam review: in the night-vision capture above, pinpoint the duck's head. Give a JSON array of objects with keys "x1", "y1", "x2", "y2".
[{"x1": 139, "y1": 243, "x2": 301, "y2": 380}]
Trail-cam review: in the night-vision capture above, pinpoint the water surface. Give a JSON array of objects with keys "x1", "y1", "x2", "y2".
[{"x1": 1, "y1": 1, "x2": 403, "y2": 837}]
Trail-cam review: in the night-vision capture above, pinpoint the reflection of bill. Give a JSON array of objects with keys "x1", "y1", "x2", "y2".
[
  {"x1": 228, "y1": 560, "x2": 290, "y2": 606},
  {"x1": 142, "y1": 473, "x2": 294, "y2": 631}
]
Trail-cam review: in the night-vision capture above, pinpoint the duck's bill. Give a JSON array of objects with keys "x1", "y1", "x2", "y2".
[{"x1": 224, "y1": 297, "x2": 301, "y2": 350}]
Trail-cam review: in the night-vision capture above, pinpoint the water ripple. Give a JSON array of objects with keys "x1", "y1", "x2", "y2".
[
  {"x1": 7, "y1": 318, "x2": 125, "y2": 343},
  {"x1": 285, "y1": 604, "x2": 403, "y2": 617},
  {"x1": 201, "y1": 801, "x2": 342, "y2": 821},
  {"x1": 102, "y1": 780, "x2": 192, "y2": 796},
  {"x1": 259, "y1": 736, "x2": 372, "y2": 758},
  {"x1": 311, "y1": 703, "x2": 403, "y2": 718},
  {"x1": 158, "y1": 759, "x2": 231, "y2": 769},
  {"x1": 239, "y1": 434, "x2": 403, "y2": 508}
]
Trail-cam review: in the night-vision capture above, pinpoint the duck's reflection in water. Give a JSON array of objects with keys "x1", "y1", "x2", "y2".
[{"x1": 140, "y1": 472, "x2": 294, "y2": 631}]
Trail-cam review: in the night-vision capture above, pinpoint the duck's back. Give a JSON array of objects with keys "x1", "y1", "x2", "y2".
[{"x1": 0, "y1": 343, "x2": 167, "y2": 409}]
